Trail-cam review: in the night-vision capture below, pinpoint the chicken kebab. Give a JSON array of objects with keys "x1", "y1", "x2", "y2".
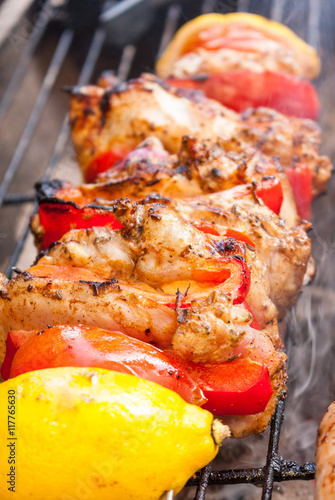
[{"x1": 1, "y1": 13, "x2": 330, "y2": 446}]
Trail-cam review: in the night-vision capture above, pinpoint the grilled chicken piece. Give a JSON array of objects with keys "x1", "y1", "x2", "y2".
[
  {"x1": 173, "y1": 190, "x2": 311, "y2": 318},
  {"x1": 35, "y1": 199, "x2": 279, "y2": 343},
  {"x1": 240, "y1": 107, "x2": 332, "y2": 197},
  {"x1": 0, "y1": 270, "x2": 177, "y2": 358},
  {"x1": 32, "y1": 178, "x2": 310, "y2": 318},
  {"x1": 37, "y1": 135, "x2": 298, "y2": 226},
  {"x1": 316, "y1": 402, "x2": 335, "y2": 499},
  {"x1": 0, "y1": 271, "x2": 286, "y2": 438},
  {"x1": 96, "y1": 136, "x2": 298, "y2": 226},
  {"x1": 68, "y1": 74, "x2": 332, "y2": 195}
]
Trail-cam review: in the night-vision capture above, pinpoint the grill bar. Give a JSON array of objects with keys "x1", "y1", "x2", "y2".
[
  {"x1": 157, "y1": 4, "x2": 182, "y2": 57},
  {"x1": 194, "y1": 464, "x2": 212, "y2": 500},
  {"x1": 261, "y1": 398, "x2": 285, "y2": 499},
  {"x1": 188, "y1": 459, "x2": 315, "y2": 487},
  {"x1": 0, "y1": 28, "x2": 74, "y2": 207},
  {"x1": 3, "y1": 193, "x2": 35, "y2": 204},
  {"x1": 4, "y1": 26, "x2": 107, "y2": 277},
  {"x1": 0, "y1": 0, "x2": 54, "y2": 123}
]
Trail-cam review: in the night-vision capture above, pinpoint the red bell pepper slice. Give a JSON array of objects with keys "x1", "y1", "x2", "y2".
[
  {"x1": 164, "y1": 255, "x2": 250, "y2": 308},
  {"x1": 254, "y1": 177, "x2": 283, "y2": 215},
  {"x1": 192, "y1": 255, "x2": 250, "y2": 304},
  {"x1": 255, "y1": 177, "x2": 283, "y2": 215},
  {"x1": 2, "y1": 326, "x2": 273, "y2": 416},
  {"x1": 285, "y1": 162, "x2": 312, "y2": 220},
  {"x1": 3, "y1": 326, "x2": 206, "y2": 406},
  {"x1": 187, "y1": 358, "x2": 272, "y2": 415},
  {"x1": 169, "y1": 71, "x2": 319, "y2": 119},
  {"x1": 28, "y1": 256, "x2": 249, "y2": 311},
  {"x1": 233, "y1": 177, "x2": 283, "y2": 215},
  {"x1": 193, "y1": 223, "x2": 220, "y2": 236},
  {"x1": 195, "y1": 223, "x2": 256, "y2": 249},
  {"x1": 27, "y1": 264, "x2": 107, "y2": 282},
  {"x1": 0, "y1": 330, "x2": 38, "y2": 380},
  {"x1": 39, "y1": 200, "x2": 123, "y2": 250},
  {"x1": 225, "y1": 229, "x2": 255, "y2": 249},
  {"x1": 85, "y1": 148, "x2": 129, "y2": 183},
  {"x1": 167, "y1": 353, "x2": 273, "y2": 415}
]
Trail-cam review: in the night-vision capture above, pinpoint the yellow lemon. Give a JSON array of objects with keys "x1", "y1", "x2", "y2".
[{"x1": 0, "y1": 367, "x2": 230, "y2": 500}]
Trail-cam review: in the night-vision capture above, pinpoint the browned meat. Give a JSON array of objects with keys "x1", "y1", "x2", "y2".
[
  {"x1": 173, "y1": 190, "x2": 311, "y2": 318},
  {"x1": 38, "y1": 135, "x2": 299, "y2": 225},
  {"x1": 35, "y1": 199, "x2": 278, "y2": 342},
  {"x1": 316, "y1": 402, "x2": 335, "y2": 499},
  {"x1": 68, "y1": 74, "x2": 332, "y2": 195},
  {"x1": 32, "y1": 178, "x2": 310, "y2": 319}
]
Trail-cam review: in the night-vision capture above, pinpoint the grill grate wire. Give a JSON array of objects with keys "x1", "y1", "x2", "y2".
[{"x1": 0, "y1": 0, "x2": 323, "y2": 498}]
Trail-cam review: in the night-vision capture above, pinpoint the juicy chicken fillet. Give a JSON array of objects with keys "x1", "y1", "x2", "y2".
[
  {"x1": 68, "y1": 74, "x2": 332, "y2": 195},
  {"x1": 316, "y1": 402, "x2": 335, "y2": 499},
  {"x1": 0, "y1": 271, "x2": 286, "y2": 438},
  {"x1": 96, "y1": 136, "x2": 298, "y2": 226},
  {"x1": 33, "y1": 180, "x2": 311, "y2": 319},
  {"x1": 35, "y1": 199, "x2": 279, "y2": 344},
  {"x1": 173, "y1": 190, "x2": 311, "y2": 318},
  {"x1": 38, "y1": 135, "x2": 298, "y2": 226}
]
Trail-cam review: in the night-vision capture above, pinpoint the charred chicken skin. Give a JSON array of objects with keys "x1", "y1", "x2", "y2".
[{"x1": 68, "y1": 74, "x2": 331, "y2": 198}]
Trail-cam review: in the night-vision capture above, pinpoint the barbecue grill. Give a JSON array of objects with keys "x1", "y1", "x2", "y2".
[{"x1": 0, "y1": 0, "x2": 334, "y2": 498}]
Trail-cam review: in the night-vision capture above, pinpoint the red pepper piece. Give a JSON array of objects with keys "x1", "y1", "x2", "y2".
[
  {"x1": 285, "y1": 162, "x2": 312, "y2": 220},
  {"x1": 5, "y1": 325, "x2": 206, "y2": 406},
  {"x1": 27, "y1": 264, "x2": 107, "y2": 282},
  {"x1": 195, "y1": 224, "x2": 256, "y2": 249},
  {"x1": 39, "y1": 201, "x2": 123, "y2": 250},
  {"x1": 233, "y1": 177, "x2": 283, "y2": 215},
  {"x1": 85, "y1": 149, "x2": 129, "y2": 183},
  {"x1": 1, "y1": 330, "x2": 38, "y2": 380},
  {"x1": 255, "y1": 177, "x2": 283, "y2": 215},
  {"x1": 174, "y1": 356, "x2": 273, "y2": 415},
  {"x1": 163, "y1": 256, "x2": 250, "y2": 309},
  {"x1": 28, "y1": 257, "x2": 249, "y2": 311},
  {"x1": 194, "y1": 223, "x2": 220, "y2": 236},
  {"x1": 225, "y1": 229, "x2": 255, "y2": 249},
  {"x1": 192, "y1": 359, "x2": 272, "y2": 415},
  {"x1": 169, "y1": 71, "x2": 319, "y2": 119}
]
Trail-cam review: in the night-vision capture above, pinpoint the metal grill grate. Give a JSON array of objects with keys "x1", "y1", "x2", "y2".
[{"x1": 0, "y1": 1, "x2": 333, "y2": 498}]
